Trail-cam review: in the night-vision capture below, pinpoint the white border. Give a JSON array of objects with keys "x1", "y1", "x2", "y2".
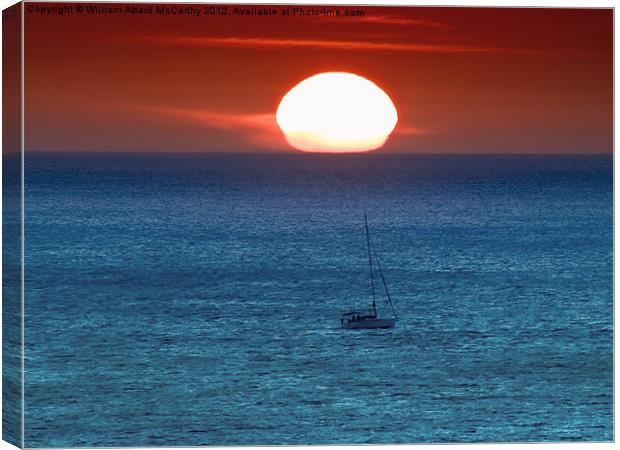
[
  {"x1": 20, "y1": 1, "x2": 25, "y2": 448},
  {"x1": 0, "y1": 1, "x2": 615, "y2": 450}
]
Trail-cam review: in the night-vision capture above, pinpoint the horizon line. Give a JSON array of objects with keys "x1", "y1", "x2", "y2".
[{"x1": 15, "y1": 150, "x2": 614, "y2": 156}]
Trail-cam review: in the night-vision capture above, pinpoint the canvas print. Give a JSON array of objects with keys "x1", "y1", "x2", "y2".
[{"x1": 1, "y1": 1, "x2": 613, "y2": 447}]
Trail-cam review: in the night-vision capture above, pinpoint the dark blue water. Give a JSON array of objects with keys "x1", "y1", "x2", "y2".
[{"x1": 23, "y1": 153, "x2": 612, "y2": 446}]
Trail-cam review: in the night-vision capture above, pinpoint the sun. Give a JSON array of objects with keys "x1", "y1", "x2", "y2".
[{"x1": 276, "y1": 72, "x2": 398, "y2": 153}]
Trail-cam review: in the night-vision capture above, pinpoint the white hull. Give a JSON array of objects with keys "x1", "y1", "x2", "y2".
[{"x1": 342, "y1": 317, "x2": 396, "y2": 329}]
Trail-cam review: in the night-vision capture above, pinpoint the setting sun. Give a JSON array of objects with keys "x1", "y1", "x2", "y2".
[{"x1": 276, "y1": 72, "x2": 398, "y2": 153}]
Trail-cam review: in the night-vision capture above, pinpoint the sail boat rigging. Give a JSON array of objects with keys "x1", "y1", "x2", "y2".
[{"x1": 341, "y1": 213, "x2": 397, "y2": 329}]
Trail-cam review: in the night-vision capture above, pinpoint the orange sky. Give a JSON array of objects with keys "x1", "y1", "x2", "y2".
[{"x1": 23, "y1": 3, "x2": 612, "y2": 153}]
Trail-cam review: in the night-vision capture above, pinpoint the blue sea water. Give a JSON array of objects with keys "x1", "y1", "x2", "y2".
[{"x1": 21, "y1": 153, "x2": 612, "y2": 446}]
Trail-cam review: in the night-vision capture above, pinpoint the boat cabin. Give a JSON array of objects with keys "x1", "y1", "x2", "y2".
[
  {"x1": 341, "y1": 311, "x2": 377, "y2": 324},
  {"x1": 340, "y1": 311, "x2": 377, "y2": 322}
]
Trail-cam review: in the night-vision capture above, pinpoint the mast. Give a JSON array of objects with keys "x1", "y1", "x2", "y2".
[
  {"x1": 371, "y1": 240, "x2": 397, "y2": 319},
  {"x1": 365, "y1": 213, "x2": 377, "y2": 317}
]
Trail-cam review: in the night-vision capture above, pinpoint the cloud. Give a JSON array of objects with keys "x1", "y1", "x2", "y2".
[
  {"x1": 160, "y1": 108, "x2": 274, "y2": 131},
  {"x1": 394, "y1": 124, "x2": 437, "y2": 136},
  {"x1": 142, "y1": 106, "x2": 433, "y2": 151},
  {"x1": 144, "y1": 106, "x2": 288, "y2": 149},
  {"x1": 149, "y1": 35, "x2": 517, "y2": 54},
  {"x1": 346, "y1": 15, "x2": 452, "y2": 29}
]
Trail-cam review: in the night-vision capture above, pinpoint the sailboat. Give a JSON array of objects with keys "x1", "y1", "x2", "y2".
[{"x1": 341, "y1": 214, "x2": 397, "y2": 329}]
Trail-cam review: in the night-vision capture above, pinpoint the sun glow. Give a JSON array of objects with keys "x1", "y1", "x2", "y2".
[{"x1": 276, "y1": 72, "x2": 398, "y2": 153}]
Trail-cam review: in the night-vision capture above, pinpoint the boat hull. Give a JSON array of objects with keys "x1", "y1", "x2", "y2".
[{"x1": 341, "y1": 317, "x2": 396, "y2": 329}]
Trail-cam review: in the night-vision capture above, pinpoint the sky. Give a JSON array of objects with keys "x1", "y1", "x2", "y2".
[{"x1": 23, "y1": 3, "x2": 612, "y2": 153}]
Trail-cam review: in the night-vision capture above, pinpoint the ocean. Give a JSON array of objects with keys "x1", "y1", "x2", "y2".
[{"x1": 18, "y1": 152, "x2": 612, "y2": 446}]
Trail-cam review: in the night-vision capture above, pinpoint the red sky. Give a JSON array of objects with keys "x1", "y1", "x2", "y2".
[{"x1": 23, "y1": 3, "x2": 612, "y2": 153}]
